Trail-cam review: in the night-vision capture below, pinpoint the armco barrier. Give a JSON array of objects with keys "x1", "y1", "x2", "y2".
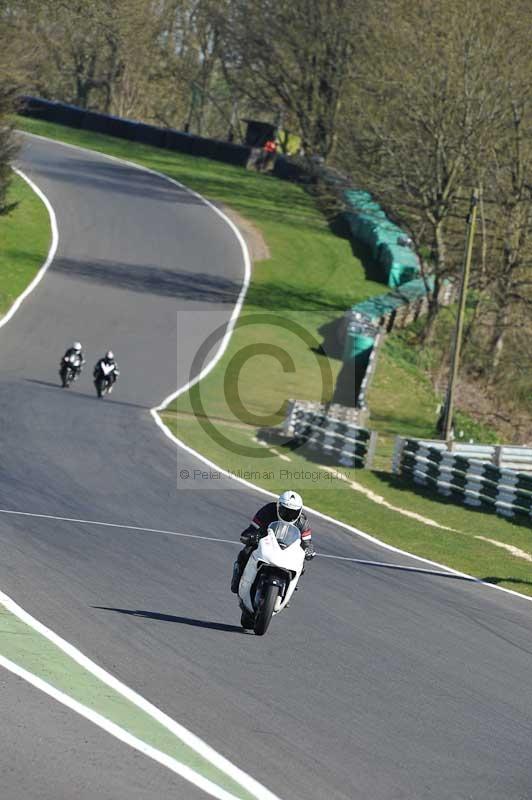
[
  {"x1": 393, "y1": 437, "x2": 532, "y2": 520},
  {"x1": 284, "y1": 400, "x2": 377, "y2": 469},
  {"x1": 18, "y1": 96, "x2": 252, "y2": 167}
]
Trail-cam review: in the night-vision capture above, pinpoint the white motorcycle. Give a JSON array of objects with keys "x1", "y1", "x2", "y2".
[
  {"x1": 59, "y1": 354, "x2": 83, "y2": 388},
  {"x1": 237, "y1": 520, "x2": 305, "y2": 636}
]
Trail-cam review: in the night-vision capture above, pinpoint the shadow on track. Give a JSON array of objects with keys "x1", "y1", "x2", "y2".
[
  {"x1": 483, "y1": 576, "x2": 532, "y2": 590},
  {"x1": 317, "y1": 554, "x2": 478, "y2": 582},
  {"x1": 25, "y1": 378, "x2": 64, "y2": 390},
  {"x1": 24, "y1": 379, "x2": 150, "y2": 411},
  {"x1": 94, "y1": 606, "x2": 243, "y2": 633},
  {"x1": 51, "y1": 256, "x2": 239, "y2": 303}
]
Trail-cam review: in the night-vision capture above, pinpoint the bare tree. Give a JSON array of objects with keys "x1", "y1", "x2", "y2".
[
  {"x1": 221, "y1": 0, "x2": 358, "y2": 159},
  {"x1": 336, "y1": 0, "x2": 513, "y2": 340},
  {"x1": 472, "y1": 99, "x2": 532, "y2": 375}
]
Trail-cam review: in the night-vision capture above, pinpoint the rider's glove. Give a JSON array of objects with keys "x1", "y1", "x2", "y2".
[
  {"x1": 304, "y1": 544, "x2": 316, "y2": 560},
  {"x1": 240, "y1": 526, "x2": 258, "y2": 545}
]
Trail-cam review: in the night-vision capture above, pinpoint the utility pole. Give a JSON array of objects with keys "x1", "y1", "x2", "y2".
[{"x1": 442, "y1": 188, "x2": 479, "y2": 441}]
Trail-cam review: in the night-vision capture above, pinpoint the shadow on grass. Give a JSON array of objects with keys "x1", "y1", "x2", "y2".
[
  {"x1": 369, "y1": 412, "x2": 437, "y2": 439},
  {"x1": 313, "y1": 318, "x2": 345, "y2": 360},
  {"x1": 482, "y1": 577, "x2": 532, "y2": 589},
  {"x1": 246, "y1": 282, "x2": 363, "y2": 314},
  {"x1": 257, "y1": 429, "x2": 368, "y2": 470},
  {"x1": 332, "y1": 360, "x2": 359, "y2": 406},
  {"x1": 48, "y1": 253, "x2": 364, "y2": 314},
  {"x1": 373, "y1": 471, "x2": 532, "y2": 530},
  {"x1": 327, "y1": 213, "x2": 385, "y2": 284}
]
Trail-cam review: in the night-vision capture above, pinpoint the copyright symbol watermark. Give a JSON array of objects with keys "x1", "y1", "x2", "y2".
[{"x1": 176, "y1": 311, "x2": 335, "y2": 475}]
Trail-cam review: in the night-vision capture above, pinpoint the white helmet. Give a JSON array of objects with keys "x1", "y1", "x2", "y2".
[
  {"x1": 106, "y1": 351, "x2": 114, "y2": 360},
  {"x1": 277, "y1": 490, "x2": 303, "y2": 523},
  {"x1": 73, "y1": 341, "x2": 82, "y2": 352}
]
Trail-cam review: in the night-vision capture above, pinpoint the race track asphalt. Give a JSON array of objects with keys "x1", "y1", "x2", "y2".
[{"x1": 0, "y1": 133, "x2": 531, "y2": 799}]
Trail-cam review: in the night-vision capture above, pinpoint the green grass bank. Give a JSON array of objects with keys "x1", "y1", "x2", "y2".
[
  {"x1": 14, "y1": 116, "x2": 532, "y2": 598},
  {"x1": 0, "y1": 171, "x2": 51, "y2": 317}
]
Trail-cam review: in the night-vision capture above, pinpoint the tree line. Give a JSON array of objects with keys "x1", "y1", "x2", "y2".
[{"x1": 1, "y1": 0, "x2": 530, "y2": 424}]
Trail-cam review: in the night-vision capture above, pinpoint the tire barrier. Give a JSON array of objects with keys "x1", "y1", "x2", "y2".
[
  {"x1": 339, "y1": 278, "x2": 438, "y2": 407},
  {"x1": 393, "y1": 437, "x2": 532, "y2": 520},
  {"x1": 343, "y1": 189, "x2": 420, "y2": 288},
  {"x1": 18, "y1": 96, "x2": 252, "y2": 167},
  {"x1": 284, "y1": 400, "x2": 376, "y2": 469}
]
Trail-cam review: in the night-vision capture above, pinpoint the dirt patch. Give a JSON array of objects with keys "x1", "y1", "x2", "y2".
[{"x1": 217, "y1": 203, "x2": 270, "y2": 263}]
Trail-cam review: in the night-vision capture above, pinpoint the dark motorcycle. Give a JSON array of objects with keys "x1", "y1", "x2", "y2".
[
  {"x1": 94, "y1": 365, "x2": 119, "y2": 398},
  {"x1": 59, "y1": 354, "x2": 83, "y2": 388}
]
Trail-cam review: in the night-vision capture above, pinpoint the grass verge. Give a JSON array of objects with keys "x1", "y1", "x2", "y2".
[
  {"x1": 0, "y1": 172, "x2": 51, "y2": 317},
  {"x1": 16, "y1": 116, "x2": 532, "y2": 598}
]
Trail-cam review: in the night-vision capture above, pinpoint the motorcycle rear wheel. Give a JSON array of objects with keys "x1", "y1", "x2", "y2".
[{"x1": 254, "y1": 584, "x2": 279, "y2": 636}]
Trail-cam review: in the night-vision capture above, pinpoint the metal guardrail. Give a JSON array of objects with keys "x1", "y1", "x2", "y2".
[
  {"x1": 393, "y1": 438, "x2": 532, "y2": 473},
  {"x1": 284, "y1": 400, "x2": 377, "y2": 469},
  {"x1": 393, "y1": 437, "x2": 532, "y2": 520}
]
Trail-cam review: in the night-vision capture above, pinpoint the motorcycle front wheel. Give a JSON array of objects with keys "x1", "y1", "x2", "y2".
[
  {"x1": 240, "y1": 610, "x2": 254, "y2": 630},
  {"x1": 60, "y1": 367, "x2": 71, "y2": 388},
  {"x1": 254, "y1": 584, "x2": 279, "y2": 636}
]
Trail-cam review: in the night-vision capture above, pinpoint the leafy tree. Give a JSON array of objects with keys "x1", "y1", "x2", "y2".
[
  {"x1": 336, "y1": 0, "x2": 514, "y2": 340},
  {"x1": 0, "y1": 0, "x2": 24, "y2": 215},
  {"x1": 220, "y1": 0, "x2": 358, "y2": 159}
]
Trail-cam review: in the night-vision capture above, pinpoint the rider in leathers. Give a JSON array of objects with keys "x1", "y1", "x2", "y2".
[
  {"x1": 93, "y1": 351, "x2": 120, "y2": 393},
  {"x1": 231, "y1": 490, "x2": 315, "y2": 593},
  {"x1": 60, "y1": 341, "x2": 85, "y2": 380}
]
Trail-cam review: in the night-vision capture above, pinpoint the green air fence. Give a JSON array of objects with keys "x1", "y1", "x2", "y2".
[
  {"x1": 343, "y1": 190, "x2": 420, "y2": 288},
  {"x1": 341, "y1": 277, "x2": 435, "y2": 406},
  {"x1": 343, "y1": 331, "x2": 376, "y2": 362}
]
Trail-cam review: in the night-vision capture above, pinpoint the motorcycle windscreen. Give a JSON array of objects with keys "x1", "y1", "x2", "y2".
[{"x1": 267, "y1": 520, "x2": 300, "y2": 548}]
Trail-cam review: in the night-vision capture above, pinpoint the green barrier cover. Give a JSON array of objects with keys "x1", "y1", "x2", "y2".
[
  {"x1": 343, "y1": 189, "x2": 421, "y2": 287},
  {"x1": 343, "y1": 331, "x2": 376, "y2": 361}
]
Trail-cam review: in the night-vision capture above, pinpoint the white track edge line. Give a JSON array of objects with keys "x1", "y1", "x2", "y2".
[
  {"x1": 11, "y1": 125, "x2": 531, "y2": 792},
  {"x1": 0, "y1": 543, "x2": 280, "y2": 800},
  {"x1": 0, "y1": 655, "x2": 242, "y2": 800},
  {"x1": 0, "y1": 507, "x2": 237, "y2": 545},
  {"x1": 5, "y1": 144, "x2": 281, "y2": 800},
  {"x1": 167, "y1": 432, "x2": 532, "y2": 607},
  {"x1": 16, "y1": 139, "x2": 532, "y2": 606},
  {"x1": 0, "y1": 167, "x2": 59, "y2": 329},
  {"x1": 0, "y1": 506, "x2": 480, "y2": 578},
  {"x1": 19, "y1": 132, "x2": 252, "y2": 404},
  {"x1": 33, "y1": 126, "x2": 527, "y2": 611}
]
